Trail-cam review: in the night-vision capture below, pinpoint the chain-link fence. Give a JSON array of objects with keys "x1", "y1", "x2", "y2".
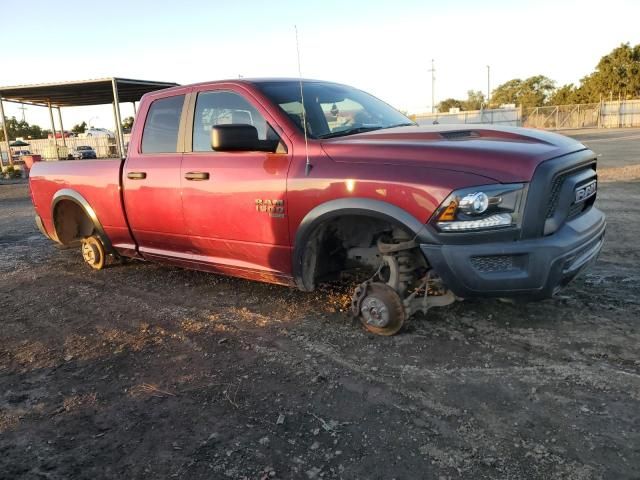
[
  {"x1": 522, "y1": 104, "x2": 601, "y2": 129},
  {"x1": 0, "y1": 134, "x2": 132, "y2": 163},
  {"x1": 415, "y1": 108, "x2": 521, "y2": 127},
  {"x1": 415, "y1": 99, "x2": 640, "y2": 131}
]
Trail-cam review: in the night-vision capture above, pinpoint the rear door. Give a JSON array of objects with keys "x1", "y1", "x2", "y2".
[
  {"x1": 180, "y1": 86, "x2": 292, "y2": 280},
  {"x1": 123, "y1": 89, "x2": 191, "y2": 257}
]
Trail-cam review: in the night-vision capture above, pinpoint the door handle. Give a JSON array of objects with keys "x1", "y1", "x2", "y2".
[
  {"x1": 184, "y1": 171, "x2": 210, "y2": 181},
  {"x1": 127, "y1": 171, "x2": 147, "y2": 180}
]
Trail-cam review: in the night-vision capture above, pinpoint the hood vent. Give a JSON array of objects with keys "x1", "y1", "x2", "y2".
[{"x1": 439, "y1": 130, "x2": 480, "y2": 140}]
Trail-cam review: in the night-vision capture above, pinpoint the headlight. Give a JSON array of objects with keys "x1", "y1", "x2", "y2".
[{"x1": 432, "y1": 183, "x2": 526, "y2": 232}]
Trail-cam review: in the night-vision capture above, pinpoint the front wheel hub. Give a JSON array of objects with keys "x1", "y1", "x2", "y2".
[
  {"x1": 361, "y1": 297, "x2": 391, "y2": 328},
  {"x1": 357, "y1": 283, "x2": 406, "y2": 336}
]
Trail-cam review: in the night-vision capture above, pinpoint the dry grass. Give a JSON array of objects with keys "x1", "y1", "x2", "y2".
[
  {"x1": 128, "y1": 383, "x2": 176, "y2": 399},
  {"x1": 62, "y1": 392, "x2": 98, "y2": 412},
  {"x1": 599, "y1": 163, "x2": 640, "y2": 182}
]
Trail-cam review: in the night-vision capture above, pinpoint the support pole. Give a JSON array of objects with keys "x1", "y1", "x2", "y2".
[
  {"x1": 57, "y1": 108, "x2": 66, "y2": 147},
  {"x1": 48, "y1": 101, "x2": 59, "y2": 160},
  {"x1": 111, "y1": 79, "x2": 125, "y2": 158},
  {"x1": 132, "y1": 101, "x2": 137, "y2": 115},
  {"x1": 486, "y1": 65, "x2": 491, "y2": 106},
  {"x1": 0, "y1": 94, "x2": 12, "y2": 167},
  {"x1": 112, "y1": 102, "x2": 122, "y2": 158}
]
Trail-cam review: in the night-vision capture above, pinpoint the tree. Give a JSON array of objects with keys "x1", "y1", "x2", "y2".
[
  {"x1": 578, "y1": 43, "x2": 640, "y2": 102},
  {"x1": 548, "y1": 84, "x2": 581, "y2": 105},
  {"x1": 0, "y1": 116, "x2": 46, "y2": 141},
  {"x1": 72, "y1": 121, "x2": 87, "y2": 135},
  {"x1": 122, "y1": 116, "x2": 134, "y2": 130},
  {"x1": 463, "y1": 90, "x2": 485, "y2": 110},
  {"x1": 437, "y1": 98, "x2": 464, "y2": 113},
  {"x1": 491, "y1": 76, "x2": 555, "y2": 108}
]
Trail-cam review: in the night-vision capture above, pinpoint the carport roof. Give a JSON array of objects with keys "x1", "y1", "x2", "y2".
[{"x1": 0, "y1": 77, "x2": 179, "y2": 107}]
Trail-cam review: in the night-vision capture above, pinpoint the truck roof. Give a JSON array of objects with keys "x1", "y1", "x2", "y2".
[{"x1": 147, "y1": 78, "x2": 345, "y2": 96}]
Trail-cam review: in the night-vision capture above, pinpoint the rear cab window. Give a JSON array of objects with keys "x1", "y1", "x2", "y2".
[{"x1": 141, "y1": 95, "x2": 185, "y2": 153}]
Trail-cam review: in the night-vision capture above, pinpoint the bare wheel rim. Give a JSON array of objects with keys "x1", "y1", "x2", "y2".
[
  {"x1": 82, "y1": 242, "x2": 97, "y2": 264},
  {"x1": 81, "y1": 236, "x2": 105, "y2": 269}
]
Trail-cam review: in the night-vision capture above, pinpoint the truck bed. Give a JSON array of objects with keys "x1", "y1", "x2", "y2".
[{"x1": 29, "y1": 159, "x2": 135, "y2": 252}]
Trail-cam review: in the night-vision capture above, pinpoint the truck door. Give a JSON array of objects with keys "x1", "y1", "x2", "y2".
[
  {"x1": 180, "y1": 87, "x2": 292, "y2": 281},
  {"x1": 123, "y1": 91, "x2": 190, "y2": 257}
]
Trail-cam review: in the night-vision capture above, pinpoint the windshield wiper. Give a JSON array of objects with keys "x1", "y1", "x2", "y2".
[
  {"x1": 318, "y1": 122, "x2": 417, "y2": 139},
  {"x1": 385, "y1": 122, "x2": 417, "y2": 128},
  {"x1": 318, "y1": 126, "x2": 385, "y2": 139}
]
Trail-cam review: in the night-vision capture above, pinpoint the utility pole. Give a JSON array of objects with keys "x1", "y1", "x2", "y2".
[
  {"x1": 429, "y1": 59, "x2": 436, "y2": 113},
  {"x1": 18, "y1": 105, "x2": 27, "y2": 122},
  {"x1": 486, "y1": 65, "x2": 491, "y2": 107}
]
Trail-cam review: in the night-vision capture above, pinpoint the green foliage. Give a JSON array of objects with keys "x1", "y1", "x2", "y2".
[
  {"x1": 72, "y1": 121, "x2": 87, "y2": 135},
  {"x1": 438, "y1": 91, "x2": 486, "y2": 113},
  {"x1": 494, "y1": 43, "x2": 640, "y2": 107},
  {"x1": 464, "y1": 90, "x2": 485, "y2": 110},
  {"x1": 122, "y1": 116, "x2": 134, "y2": 130},
  {"x1": 437, "y1": 98, "x2": 464, "y2": 113},
  {"x1": 578, "y1": 43, "x2": 640, "y2": 101},
  {"x1": 491, "y1": 76, "x2": 555, "y2": 108},
  {"x1": 3, "y1": 165, "x2": 22, "y2": 179},
  {"x1": 0, "y1": 116, "x2": 46, "y2": 141}
]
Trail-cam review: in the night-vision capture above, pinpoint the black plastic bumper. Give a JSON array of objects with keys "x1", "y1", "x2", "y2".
[{"x1": 421, "y1": 207, "x2": 605, "y2": 299}]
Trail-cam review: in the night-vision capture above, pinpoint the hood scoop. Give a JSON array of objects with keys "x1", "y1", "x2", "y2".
[{"x1": 439, "y1": 130, "x2": 480, "y2": 140}]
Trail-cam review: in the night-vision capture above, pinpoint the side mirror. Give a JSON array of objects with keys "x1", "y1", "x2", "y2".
[{"x1": 211, "y1": 124, "x2": 261, "y2": 152}]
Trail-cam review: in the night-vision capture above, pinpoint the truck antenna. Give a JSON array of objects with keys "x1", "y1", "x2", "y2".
[{"x1": 295, "y1": 25, "x2": 312, "y2": 176}]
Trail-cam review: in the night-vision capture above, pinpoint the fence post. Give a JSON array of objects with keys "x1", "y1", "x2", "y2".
[
  {"x1": 597, "y1": 100, "x2": 602, "y2": 128},
  {"x1": 519, "y1": 105, "x2": 523, "y2": 127},
  {"x1": 618, "y1": 100, "x2": 623, "y2": 128}
]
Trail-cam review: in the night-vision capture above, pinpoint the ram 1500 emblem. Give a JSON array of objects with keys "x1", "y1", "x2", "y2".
[
  {"x1": 255, "y1": 199, "x2": 285, "y2": 218},
  {"x1": 575, "y1": 180, "x2": 597, "y2": 203}
]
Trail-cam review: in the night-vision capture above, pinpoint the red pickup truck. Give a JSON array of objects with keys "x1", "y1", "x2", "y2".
[{"x1": 29, "y1": 79, "x2": 605, "y2": 335}]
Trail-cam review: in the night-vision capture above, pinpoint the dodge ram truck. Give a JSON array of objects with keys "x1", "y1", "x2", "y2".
[{"x1": 29, "y1": 79, "x2": 605, "y2": 335}]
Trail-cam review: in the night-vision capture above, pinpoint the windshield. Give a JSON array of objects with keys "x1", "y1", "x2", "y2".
[{"x1": 256, "y1": 81, "x2": 414, "y2": 139}]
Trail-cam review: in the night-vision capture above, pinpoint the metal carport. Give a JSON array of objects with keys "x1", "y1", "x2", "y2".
[{"x1": 0, "y1": 77, "x2": 179, "y2": 166}]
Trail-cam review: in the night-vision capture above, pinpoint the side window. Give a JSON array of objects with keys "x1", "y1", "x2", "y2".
[
  {"x1": 141, "y1": 95, "x2": 185, "y2": 153},
  {"x1": 192, "y1": 91, "x2": 281, "y2": 152}
]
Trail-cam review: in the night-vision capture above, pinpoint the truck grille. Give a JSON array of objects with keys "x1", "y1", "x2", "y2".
[
  {"x1": 545, "y1": 165, "x2": 595, "y2": 219},
  {"x1": 521, "y1": 151, "x2": 598, "y2": 240},
  {"x1": 567, "y1": 201, "x2": 588, "y2": 220},
  {"x1": 471, "y1": 255, "x2": 517, "y2": 272},
  {"x1": 543, "y1": 164, "x2": 597, "y2": 234},
  {"x1": 545, "y1": 171, "x2": 571, "y2": 219}
]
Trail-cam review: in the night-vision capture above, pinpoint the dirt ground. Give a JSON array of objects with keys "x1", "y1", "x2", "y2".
[{"x1": 1, "y1": 129, "x2": 639, "y2": 480}]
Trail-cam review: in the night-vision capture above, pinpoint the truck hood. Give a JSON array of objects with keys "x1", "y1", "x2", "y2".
[{"x1": 320, "y1": 124, "x2": 587, "y2": 183}]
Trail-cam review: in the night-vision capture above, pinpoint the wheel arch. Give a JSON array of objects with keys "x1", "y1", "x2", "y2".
[
  {"x1": 51, "y1": 189, "x2": 113, "y2": 252},
  {"x1": 292, "y1": 198, "x2": 430, "y2": 291}
]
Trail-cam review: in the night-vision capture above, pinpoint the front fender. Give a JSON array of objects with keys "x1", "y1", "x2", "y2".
[{"x1": 292, "y1": 197, "x2": 437, "y2": 290}]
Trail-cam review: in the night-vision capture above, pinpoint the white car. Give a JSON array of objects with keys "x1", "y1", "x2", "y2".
[{"x1": 82, "y1": 128, "x2": 114, "y2": 138}]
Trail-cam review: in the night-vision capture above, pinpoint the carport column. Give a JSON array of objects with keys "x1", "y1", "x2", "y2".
[
  {"x1": 0, "y1": 94, "x2": 12, "y2": 167},
  {"x1": 57, "y1": 108, "x2": 66, "y2": 147},
  {"x1": 48, "y1": 101, "x2": 59, "y2": 160},
  {"x1": 132, "y1": 101, "x2": 137, "y2": 115},
  {"x1": 111, "y1": 102, "x2": 122, "y2": 158},
  {"x1": 111, "y1": 79, "x2": 126, "y2": 158}
]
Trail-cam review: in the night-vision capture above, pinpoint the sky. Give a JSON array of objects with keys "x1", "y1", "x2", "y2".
[{"x1": 1, "y1": 0, "x2": 639, "y2": 131}]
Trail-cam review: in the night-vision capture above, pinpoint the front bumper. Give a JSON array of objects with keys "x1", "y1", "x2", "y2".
[{"x1": 421, "y1": 207, "x2": 605, "y2": 299}]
